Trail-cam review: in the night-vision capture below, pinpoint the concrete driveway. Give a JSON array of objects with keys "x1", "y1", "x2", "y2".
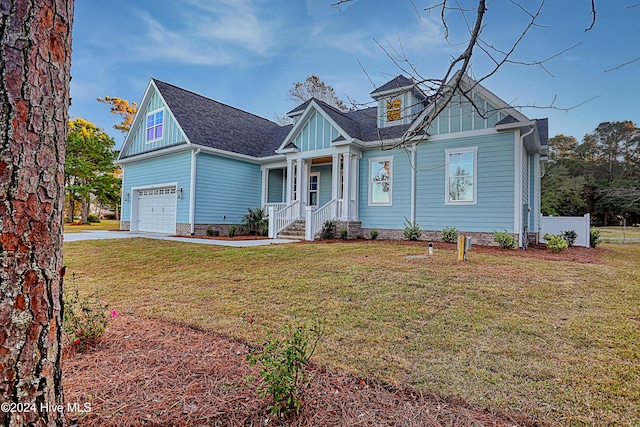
[{"x1": 63, "y1": 230, "x2": 297, "y2": 247}]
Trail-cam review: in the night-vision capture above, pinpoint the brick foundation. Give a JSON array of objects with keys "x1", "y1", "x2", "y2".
[
  {"x1": 175, "y1": 223, "x2": 191, "y2": 236},
  {"x1": 193, "y1": 223, "x2": 245, "y2": 237},
  {"x1": 120, "y1": 221, "x2": 130, "y2": 231}
]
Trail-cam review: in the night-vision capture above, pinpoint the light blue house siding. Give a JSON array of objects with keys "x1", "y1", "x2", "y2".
[
  {"x1": 294, "y1": 111, "x2": 340, "y2": 152},
  {"x1": 529, "y1": 155, "x2": 537, "y2": 230},
  {"x1": 521, "y1": 149, "x2": 530, "y2": 233},
  {"x1": 121, "y1": 151, "x2": 192, "y2": 223},
  {"x1": 310, "y1": 164, "x2": 333, "y2": 207},
  {"x1": 125, "y1": 89, "x2": 187, "y2": 157},
  {"x1": 267, "y1": 169, "x2": 285, "y2": 203},
  {"x1": 414, "y1": 132, "x2": 516, "y2": 232},
  {"x1": 195, "y1": 153, "x2": 262, "y2": 224},
  {"x1": 358, "y1": 148, "x2": 413, "y2": 229},
  {"x1": 427, "y1": 94, "x2": 507, "y2": 136}
]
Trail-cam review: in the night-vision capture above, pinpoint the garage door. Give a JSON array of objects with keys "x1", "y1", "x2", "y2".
[{"x1": 136, "y1": 187, "x2": 177, "y2": 233}]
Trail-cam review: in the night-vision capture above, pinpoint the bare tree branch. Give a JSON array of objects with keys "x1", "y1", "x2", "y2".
[
  {"x1": 585, "y1": 0, "x2": 597, "y2": 31},
  {"x1": 605, "y1": 56, "x2": 640, "y2": 72}
]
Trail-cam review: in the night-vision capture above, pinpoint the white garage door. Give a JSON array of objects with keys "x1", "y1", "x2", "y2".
[{"x1": 136, "y1": 187, "x2": 177, "y2": 233}]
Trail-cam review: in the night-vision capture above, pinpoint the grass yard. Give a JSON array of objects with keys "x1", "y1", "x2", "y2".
[
  {"x1": 598, "y1": 226, "x2": 640, "y2": 242},
  {"x1": 63, "y1": 219, "x2": 121, "y2": 233},
  {"x1": 63, "y1": 239, "x2": 640, "y2": 426}
]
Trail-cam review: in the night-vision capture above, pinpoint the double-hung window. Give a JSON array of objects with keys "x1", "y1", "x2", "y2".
[
  {"x1": 369, "y1": 157, "x2": 392, "y2": 205},
  {"x1": 445, "y1": 147, "x2": 477, "y2": 204},
  {"x1": 146, "y1": 109, "x2": 164, "y2": 142}
]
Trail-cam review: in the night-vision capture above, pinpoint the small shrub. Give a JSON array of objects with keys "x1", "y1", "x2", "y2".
[
  {"x1": 440, "y1": 227, "x2": 459, "y2": 243},
  {"x1": 228, "y1": 225, "x2": 237, "y2": 237},
  {"x1": 340, "y1": 228, "x2": 348, "y2": 240},
  {"x1": 261, "y1": 226, "x2": 269, "y2": 237},
  {"x1": 63, "y1": 275, "x2": 108, "y2": 352},
  {"x1": 247, "y1": 322, "x2": 322, "y2": 418},
  {"x1": 87, "y1": 214, "x2": 101, "y2": 223},
  {"x1": 590, "y1": 227, "x2": 602, "y2": 248},
  {"x1": 242, "y1": 207, "x2": 267, "y2": 235},
  {"x1": 370, "y1": 229, "x2": 379, "y2": 240},
  {"x1": 320, "y1": 220, "x2": 336, "y2": 240},
  {"x1": 403, "y1": 218, "x2": 421, "y2": 241},
  {"x1": 494, "y1": 230, "x2": 517, "y2": 249},
  {"x1": 206, "y1": 226, "x2": 214, "y2": 236},
  {"x1": 544, "y1": 233, "x2": 568, "y2": 252},
  {"x1": 562, "y1": 230, "x2": 577, "y2": 247}
]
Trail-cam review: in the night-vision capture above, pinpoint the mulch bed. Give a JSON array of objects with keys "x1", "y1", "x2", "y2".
[
  {"x1": 63, "y1": 315, "x2": 544, "y2": 427},
  {"x1": 172, "y1": 235, "x2": 270, "y2": 241}
]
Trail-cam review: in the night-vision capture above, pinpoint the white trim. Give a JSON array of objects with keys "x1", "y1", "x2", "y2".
[
  {"x1": 368, "y1": 156, "x2": 393, "y2": 207},
  {"x1": 308, "y1": 172, "x2": 320, "y2": 207},
  {"x1": 145, "y1": 107, "x2": 165, "y2": 144},
  {"x1": 117, "y1": 143, "x2": 191, "y2": 165},
  {"x1": 189, "y1": 148, "x2": 200, "y2": 234},
  {"x1": 410, "y1": 145, "x2": 417, "y2": 223},
  {"x1": 261, "y1": 168, "x2": 269, "y2": 207},
  {"x1": 444, "y1": 146, "x2": 478, "y2": 205},
  {"x1": 514, "y1": 129, "x2": 523, "y2": 237},
  {"x1": 130, "y1": 182, "x2": 178, "y2": 233}
]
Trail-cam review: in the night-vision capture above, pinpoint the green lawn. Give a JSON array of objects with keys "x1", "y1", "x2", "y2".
[
  {"x1": 598, "y1": 226, "x2": 640, "y2": 241},
  {"x1": 63, "y1": 219, "x2": 121, "y2": 233},
  {"x1": 63, "y1": 239, "x2": 640, "y2": 426}
]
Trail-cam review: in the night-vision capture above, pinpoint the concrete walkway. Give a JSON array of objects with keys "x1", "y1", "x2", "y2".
[{"x1": 63, "y1": 230, "x2": 297, "y2": 247}]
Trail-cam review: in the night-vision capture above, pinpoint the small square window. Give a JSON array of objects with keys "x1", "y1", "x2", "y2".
[
  {"x1": 386, "y1": 99, "x2": 401, "y2": 122},
  {"x1": 146, "y1": 109, "x2": 164, "y2": 142}
]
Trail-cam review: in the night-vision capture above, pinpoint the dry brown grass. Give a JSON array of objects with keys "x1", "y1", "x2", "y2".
[{"x1": 63, "y1": 239, "x2": 640, "y2": 426}]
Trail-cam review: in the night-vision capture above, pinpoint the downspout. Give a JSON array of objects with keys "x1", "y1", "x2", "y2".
[
  {"x1": 189, "y1": 148, "x2": 201, "y2": 235},
  {"x1": 518, "y1": 124, "x2": 535, "y2": 247}
]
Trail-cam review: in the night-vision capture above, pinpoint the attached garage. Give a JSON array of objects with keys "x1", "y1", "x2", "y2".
[{"x1": 134, "y1": 186, "x2": 177, "y2": 233}]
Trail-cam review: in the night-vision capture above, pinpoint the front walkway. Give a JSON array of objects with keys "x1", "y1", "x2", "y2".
[{"x1": 63, "y1": 230, "x2": 297, "y2": 247}]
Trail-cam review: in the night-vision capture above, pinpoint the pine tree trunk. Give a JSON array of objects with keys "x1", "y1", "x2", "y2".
[{"x1": 0, "y1": 1, "x2": 74, "y2": 426}]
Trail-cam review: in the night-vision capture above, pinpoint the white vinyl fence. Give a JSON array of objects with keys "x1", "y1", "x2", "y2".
[{"x1": 539, "y1": 213, "x2": 591, "y2": 248}]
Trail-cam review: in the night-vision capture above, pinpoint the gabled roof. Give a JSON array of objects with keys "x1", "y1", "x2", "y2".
[
  {"x1": 370, "y1": 75, "x2": 416, "y2": 97},
  {"x1": 152, "y1": 79, "x2": 280, "y2": 157}
]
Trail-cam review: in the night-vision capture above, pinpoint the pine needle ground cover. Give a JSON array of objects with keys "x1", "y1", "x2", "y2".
[{"x1": 63, "y1": 239, "x2": 640, "y2": 426}]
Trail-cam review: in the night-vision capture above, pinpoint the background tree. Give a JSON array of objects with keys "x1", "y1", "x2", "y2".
[
  {"x1": 97, "y1": 96, "x2": 138, "y2": 133},
  {"x1": 1, "y1": 0, "x2": 74, "y2": 425},
  {"x1": 65, "y1": 118, "x2": 117, "y2": 223},
  {"x1": 289, "y1": 75, "x2": 352, "y2": 112}
]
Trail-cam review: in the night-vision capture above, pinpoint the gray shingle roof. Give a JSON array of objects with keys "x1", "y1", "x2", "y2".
[
  {"x1": 153, "y1": 79, "x2": 281, "y2": 157},
  {"x1": 370, "y1": 75, "x2": 415, "y2": 97},
  {"x1": 535, "y1": 118, "x2": 549, "y2": 146}
]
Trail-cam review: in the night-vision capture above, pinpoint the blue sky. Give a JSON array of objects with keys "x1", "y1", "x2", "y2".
[{"x1": 70, "y1": 0, "x2": 639, "y2": 149}]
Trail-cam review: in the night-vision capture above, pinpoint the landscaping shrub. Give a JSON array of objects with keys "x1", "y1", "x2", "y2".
[
  {"x1": 562, "y1": 229, "x2": 577, "y2": 247},
  {"x1": 63, "y1": 275, "x2": 109, "y2": 352},
  {"x1": 544, "y1": 233, "x2": 568, "y2": 252},
  {"x1": 87, "y1": 214, "x2": 101, "y2": 223},
  {"x1": 403, "y1": 218, "x2": 421, "y2": 241},
  {"x1": 340, "y1": 227, "x2": 348, "y2": 240},
  {"x1": 206, "y1": 226, "x2": 214, "y2": 236},
  {"x1": 228, "y1": 225, "x2": 237, "y2": 237},
  {"x1": 370, "y1": 229, "x2": 379, "y2": 240},
  {"x1": 242, "y1": 207, "x2": 267, "y2": 235},
  {"x1": 494, "y1": 230, "x2": 517, "y2": 249},
  {"x1": 590, "y1": 227, "x2": 602, "y2": 248},
  {"x1": 440, "y1": 227, "x2": 459, "y2": 243},
  {"x1": 247, "y1": 322, "x2": 322, "y2": 418},
  {"x1": 320, "y1": 220, "x2": 336, "y2": 240}
]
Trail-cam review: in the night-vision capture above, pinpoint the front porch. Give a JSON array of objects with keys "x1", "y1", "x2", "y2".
[{"x1": 262, "y1": 151, "x2": 360, "y2": 240}]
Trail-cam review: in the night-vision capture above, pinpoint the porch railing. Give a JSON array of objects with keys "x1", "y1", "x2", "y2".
[
  {"x1": 268, "y1": 201, "x2": 300, "y2": 238},
  {"x1": 312, "y1": 199, "x2": 337, "y2": 237},
  {"x1": 263, "y1": 202, "x2": 287, "y2": 218}
]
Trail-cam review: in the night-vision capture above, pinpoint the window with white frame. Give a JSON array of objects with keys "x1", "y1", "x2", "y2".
[
  {"x1": 146, "y1": 109, "x2": 164, "y2": 142},
  {"x1": 445, "y1": 147, "x2": 477, "y2": 204},
  {"x1": 369, "y1": 157, "x2": 392, "y2": 205}
]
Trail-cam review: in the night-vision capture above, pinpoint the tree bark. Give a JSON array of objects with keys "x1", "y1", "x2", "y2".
[{"x1": 1, "y1": 1, "x2": 74, "y2": 426}]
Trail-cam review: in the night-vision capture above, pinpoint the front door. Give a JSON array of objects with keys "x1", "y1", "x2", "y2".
[{"x1": 308, "y1": 173, "x2": 319, "y2": 207}]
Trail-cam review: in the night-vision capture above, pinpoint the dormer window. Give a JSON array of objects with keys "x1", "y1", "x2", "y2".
[
  {"x1": 146, "y1": 109, "x2": 164, "y2": 142},
  {"x1": 386, "y1": 98, "x2": 401, "y2": 122}
]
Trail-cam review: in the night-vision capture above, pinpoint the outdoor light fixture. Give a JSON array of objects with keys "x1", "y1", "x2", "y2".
[
  {"x1": 178, "y1": 187, "x2": 183, "y2": 199},
  {"x1": 124, "y1": 192, "x2": 130, "y2": 202}
]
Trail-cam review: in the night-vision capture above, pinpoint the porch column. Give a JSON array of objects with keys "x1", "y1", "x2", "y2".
[
  {"x1": 342, "y1": 152, "x2": 352, "y2": 220},
  {"x1": 351, "y1": 153, "x2": 360, "y2": 221},
  {"x1": 261, "y1": 167, "x2": 268, "y2": 207},
  {"x1": 331, "y1": 154, "x2": 340, "y2": 219},
  {"x1": 296, "y1": 158, "x2": 304, "y2": 218},
  {"x1": 286, "y1": 158, "x2": 294, "y2": 203}
]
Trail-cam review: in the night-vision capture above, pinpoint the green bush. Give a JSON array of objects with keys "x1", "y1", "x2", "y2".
[
  {"x1": 370, "y1": 229, "x2": 379, "y2": 240},
  {"x1": 320, "y1": 220, "x2": 336, "y2": 240},
  {"x1": 228, "y1": 225, "x2": 237, "y2": 237},
  {"x1": 562, "y1": 229, "x2": 577, "y2": 247},
  {"x1": 440, "y1": 227, "x2": 459, "y2": 243},
  {"x1": 87, "y1": 214, "x2": 101, "y2": 223},
  {"x1": 494, "y1": 230, "x2": 517, "y2": 249},
  {"x1": 544, "y1": 233, "x2": 568, "y2": 252},
  {"x1": 63, "y1": 275, "x2": 108, "y2": 352},
  {"x1": 206, "y1": 226, "x2": 215, "y2": 236},
  {"x1": 340, "y1": 227, "x2": 348, "y2": 240},
  {"x1": 247, "y1": 322, "x2": 322, "y2": 418},
  {"x1": 590, "y1": 227, "x2": 602, "y2": 248},
  {"x1": 403, "y1": 218, "x2": 421, "y2": 241},
  {"x1": 242, "y1": 207, "x2": 267, "y2": 235}
]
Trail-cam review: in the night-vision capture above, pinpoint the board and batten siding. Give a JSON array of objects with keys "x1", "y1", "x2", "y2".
[
  {"x1": 124, "y1": 89, "x2": 187, "y2": 157},
  {"x1": 414, "y1": 132, "x2": 516, "y2": 232},
  {"x1": 294, "y1": 111, "x2": 340, "y2": 152},
  {"x1": 121, "y1": 152, "x2": 192, "y2": 223},
  {"x1": 194, "y1": 153, "x2": 262, "y2": 225},
  {"x1": 427, "y1": 94, "x2": 507, "y2": 136},
  {"x1": 358, "y1": 148, "x2": 412, "y2": 229}
]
